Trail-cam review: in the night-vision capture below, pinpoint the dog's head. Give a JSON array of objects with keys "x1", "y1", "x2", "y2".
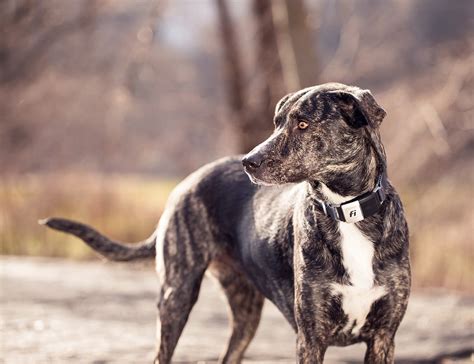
[{"x1": 242, "y1": 83, "x2": 386, "y2": 186}]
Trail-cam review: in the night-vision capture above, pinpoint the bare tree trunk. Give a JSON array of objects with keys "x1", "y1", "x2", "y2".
[
  {"x1": 284, "y1": 0, "x2": 319, "y2": 87},
  {"x1": 251, "y1": 0, "x2": 286, "y2": 148},
  {"x1": 215, "y1": 0, "x2": 287, "y2": 153},
  {"x1": 272, "y1": 0, "x2": 319, "y2": 90},
  {"x1": 215, "y1": 0, "x2": 254, "y2": 153},
  {"x1": 215, "y1": 0, "x2": 246, "y2": 115}
]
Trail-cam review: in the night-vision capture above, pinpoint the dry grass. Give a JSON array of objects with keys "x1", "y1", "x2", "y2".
[
  {"x1": 399, "y1": 181, "x2": 473, "y2": 292},
  {"x1": 0, "y1": 173, "x2": 176, "y2": 259},
  {"x1": 1, "y1": 173, "x2": 472, "y2": 291}
]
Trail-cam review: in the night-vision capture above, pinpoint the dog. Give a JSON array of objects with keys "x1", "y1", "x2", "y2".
[{"x1": 42, "y1": 82, "x2": 411, "y2": 363}]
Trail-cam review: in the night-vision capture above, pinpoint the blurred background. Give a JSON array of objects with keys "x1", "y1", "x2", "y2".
[{"x1": 1, "y1": 0, "x2": 472, "y2": 292}]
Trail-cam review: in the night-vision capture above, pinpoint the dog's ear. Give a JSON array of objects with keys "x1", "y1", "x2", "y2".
[
  {"x1": 329, "y1": 89, "x2": 386, "y2": 129},
  {"x1": 275, "y1": 92, "x2": 294, "y2": 115}
]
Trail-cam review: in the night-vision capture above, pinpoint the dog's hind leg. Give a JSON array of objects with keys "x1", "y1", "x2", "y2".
[
  {"x1": 209, "y1": 258, "x2": 264, "y2": 364},
  {"x1": 154, "y1": 247, "x2": 207, "y2": 364},
  {"x1": 153, "y1": 220, "x2": 210, "y2": 363},
  {"x1": 154, "y1": 269, "x2": 206, "y2": 364}
]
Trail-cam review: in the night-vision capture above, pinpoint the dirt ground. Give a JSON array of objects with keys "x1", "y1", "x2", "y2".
[{"x1": 1, "y1": 256, "x2": 472, "y2": 363}]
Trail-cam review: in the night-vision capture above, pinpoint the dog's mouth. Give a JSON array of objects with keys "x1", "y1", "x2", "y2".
[
  {"x1": 244, "y1": 169, "x2": 276, "y2": 186},
  {"x1": 242, "y1": 158, "x2": 284, "y2": 186},
  {"x1": 243, "y1": 159, "x2": 308, "y2": 186}
]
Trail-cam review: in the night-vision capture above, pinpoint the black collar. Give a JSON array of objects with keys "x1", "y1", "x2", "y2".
[{"x1": 316, "y1": 174, "x2": 387, "y2": 223}]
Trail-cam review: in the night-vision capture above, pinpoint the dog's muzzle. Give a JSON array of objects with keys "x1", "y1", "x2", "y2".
[{"x1": 242, "y1": 155, "x2": 264, "y2": 172}]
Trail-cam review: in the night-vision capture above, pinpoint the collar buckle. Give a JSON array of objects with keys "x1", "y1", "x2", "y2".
[
  {"x1": 341, "y1": 200, "x2": 364, "y2": 223},
  {"x1": 374, "y1": 184, "x2": 385, "y2": 203}
]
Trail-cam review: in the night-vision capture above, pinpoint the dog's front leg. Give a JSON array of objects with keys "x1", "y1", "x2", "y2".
[
  {"x1": 294, "y1": 237, "x2": 329, "y2": 363},
  {"x1": 294, "y1": 291, "x2": 329, "y2": 364},
  {"x1": 364, "y1": 331, "x2": 395, "y2": 364},
  {"x1": 296, "y1": 332, "x2": 327, "y2": 364}
]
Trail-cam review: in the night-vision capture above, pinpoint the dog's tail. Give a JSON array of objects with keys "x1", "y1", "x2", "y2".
[{"x1": 39, "y1": 217, "x2": 156, "y2": 261}]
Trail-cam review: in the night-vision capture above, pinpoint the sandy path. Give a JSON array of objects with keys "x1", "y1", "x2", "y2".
[{"x1": 1, "y1": 256, "x2": 472, "y2": 363}]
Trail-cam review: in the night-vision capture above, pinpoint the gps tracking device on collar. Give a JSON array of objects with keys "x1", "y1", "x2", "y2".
[{"x1": 317, "y1": 174, "x2": 387, "y2": 223}]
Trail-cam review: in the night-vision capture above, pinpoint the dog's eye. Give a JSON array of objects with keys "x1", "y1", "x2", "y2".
[{"x1": 298, "y1": 121, "x2": 309, "y2": 130}]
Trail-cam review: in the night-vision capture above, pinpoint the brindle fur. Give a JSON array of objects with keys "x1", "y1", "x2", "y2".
[{"x1": 42, "y1": 83, "x2": 411, "y2": 363}]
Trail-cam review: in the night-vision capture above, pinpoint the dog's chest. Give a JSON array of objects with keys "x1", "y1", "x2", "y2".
[{"x1": 331, "y1": 222, "x2": 386, "y2": 335}]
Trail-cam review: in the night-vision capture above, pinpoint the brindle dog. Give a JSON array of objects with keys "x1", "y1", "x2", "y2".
[{"x1": 42, "y1": 83, "x2": 410, "y2": 363}]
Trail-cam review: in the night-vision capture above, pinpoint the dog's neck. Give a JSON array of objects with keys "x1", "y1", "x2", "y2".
[
  {"x1": 311, "y1": 145, "x2": 379, "y2": 205},
  {"x1": 318, "y1": 183, "x2": 356, "y2": 205}
]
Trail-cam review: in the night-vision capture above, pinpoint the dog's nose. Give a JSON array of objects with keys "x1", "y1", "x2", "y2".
[{"x1": 242, "y1": 155, "x2": 264, "y2": 170}]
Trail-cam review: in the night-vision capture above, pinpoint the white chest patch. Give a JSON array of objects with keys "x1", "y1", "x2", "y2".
[{"x1": 331, "y1": 221, "x2": 386, "y2": 335}]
